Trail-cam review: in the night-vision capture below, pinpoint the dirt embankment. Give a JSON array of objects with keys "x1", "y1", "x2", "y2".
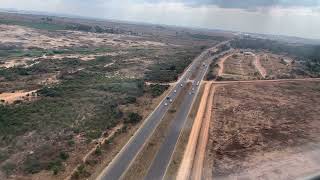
[
  {"x1": 176, "y1": 82, "x2": 212, "y2": 180},
  {"x1": 191, "y1": 85, "x2": 216, "y2": 180}
]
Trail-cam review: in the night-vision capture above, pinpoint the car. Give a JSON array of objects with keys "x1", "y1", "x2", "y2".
[
  {"x1": 166, "y1": 96, "x2": 170, "y2": 100},
  {"x1": 192, "y1": 88, "x2": 195, "y2": 91},
  {"x1": 189, "y1": 92, "x2": 192, "y2": 95},
  {"x1": 164, "y1": 103, "x2": 168, "y2": 106},
  {"x1": 169, "y1": 99, "x2": 173, "y2": 103},
  {"x1": 174, "y1": 90, "x2": 177, "y2": 93},
  {"x1": 180, "y1": 84, "x2": 183, "y2": 87}
]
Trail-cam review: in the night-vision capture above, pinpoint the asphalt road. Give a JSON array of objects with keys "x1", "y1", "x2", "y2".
[
  {"x1": 97, "y1": 42, "x2": 226, "y2": 180},
  {"x1": 96, "y1": 44, "x2": 224, "y2": 180},
  {"x1": 143, "y1": 52, "x2": 219, "y2": 180}
]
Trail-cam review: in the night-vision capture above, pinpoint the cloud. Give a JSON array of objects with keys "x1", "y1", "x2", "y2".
[
  {"x1": 0, "y1": 0, "x2": 320, "y2": 39},
  {"x1": 144, "y1": 0, "x2": 320, "y2": 10}
]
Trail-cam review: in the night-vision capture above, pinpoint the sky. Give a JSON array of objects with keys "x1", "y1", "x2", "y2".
[{"x1": 1, "y1": 0, "x2": 320, "y2": 39}]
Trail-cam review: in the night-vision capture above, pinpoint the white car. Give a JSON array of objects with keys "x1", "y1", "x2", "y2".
[
  {"x1": 164, "y1": 103, "x2": 168, "y2": 106},
  {"x1": 180, "y1": 84, "x2": 183, "y2": 87},
  {"x1": 174, "y1": 90, "x2": 177, "y2": 93},
  {"x1": 192, "y1": 88, "x2": 195, "y2": 91},
  {"x1": 169, "y1": 99, "x2": 173, "y2": 103}
]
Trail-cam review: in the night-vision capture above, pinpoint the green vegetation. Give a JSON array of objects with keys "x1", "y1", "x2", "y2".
[
  {"x1": 144, "y1": 48, "x2": 203, "y2": 82},
  {"x1": 231, "y1": 38, "x2": 320, "y2": 75},
  {"x1": 189, "y1": 33, "x2": 228, "y2": 41},
  {"x1": 22, "y1": 144, "x2": 69, "y2": 175},
  {"x1": 125, "y1": 112, "x2": 142, "y2": 124},
  {"x1": 72, "y1": 164, "x2": 91, "y2": 179},
  {"x1": 0, "y1": 19, "x2": 67, "y2": 31},
  {"x1": 148, "y1": 84, "x2": 169, "y2": 97},
  {"x1": 1, "y1": 162, "x2": 16, "y2": 176}
]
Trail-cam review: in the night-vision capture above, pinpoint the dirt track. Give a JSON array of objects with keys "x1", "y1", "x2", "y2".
[
  {"x1": 191, "y1": 85, "x2": 216, "y2": 180},
  {"x1": 213, "y1": 77, "x2": 320, "y2": 84},
  {"x1": 176, "y1": 82, "x2": 212, "y2": 180},
  {"x1": 217, "y1": 54, "x2": 233, "y2": 76},
  {"x1": 253, "y1": 53, "x2": 267, "y2": 78}
]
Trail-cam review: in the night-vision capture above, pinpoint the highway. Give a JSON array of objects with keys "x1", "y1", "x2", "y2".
[
  {"x1": 97, "y1": 42, "x2": 228, "y2": 180},
  {"x1": 144, "y1": 51, "x2": 224, "y2": 180}
]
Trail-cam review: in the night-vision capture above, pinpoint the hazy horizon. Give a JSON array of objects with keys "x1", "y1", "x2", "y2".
[{"x1": 1, "y1": 0, "x2": 320, "y2": 40}]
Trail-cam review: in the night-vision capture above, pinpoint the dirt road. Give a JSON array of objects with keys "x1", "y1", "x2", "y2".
[
  {"x1": 176, "y1": 82, "x2": 212, "y2": 180},
  {"x1": 213, "y1": 77, "x2": 320, "y2": 84},
  {"x1": 252, "y1": 53, "x2": 267, "y2": 78},
  {"x1": 191, "y1": 85, "x2": 216, "y2": 180},
  {"x1": 217, "y1": 53, "x2": 233, "y2": 76}
]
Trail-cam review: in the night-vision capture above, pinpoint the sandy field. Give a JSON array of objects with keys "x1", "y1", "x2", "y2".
[{"x1": 204, "y1": 81, "x2": 320, "y2": 180}]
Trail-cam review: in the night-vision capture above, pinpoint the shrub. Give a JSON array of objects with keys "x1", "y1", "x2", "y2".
[
  {"x1": 2, "y1": 162, "x2": 16, "y2": 175},
  {"x1": 59, "y1": 152, "x2": 69, "y2": 160},
  {"x1": 126, "y1": 112, "x2": 142, "y2": 124},
  {"x1": 123, "y1": 96, "x2": 137, "y2": 104},
  {"x1": 149, "y1": 84, "x2": 169, "y2": 97},
  {"x1": 94, "y1": 146, "x2": 102, "y2": 156},
  {"x1": 23, "y1": 156, "x2": 42, "y2": 174}
]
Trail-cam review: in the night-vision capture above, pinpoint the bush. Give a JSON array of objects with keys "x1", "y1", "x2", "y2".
[
  {"x1": 123, "y1": 96, "x2": 137, "y2": 104},
  {"x1": 23, "y1": 156, "x2": 42, "y2": 174},
  {"x1": 2, "y1": 162, "x2": 16, "y2": 175},
  {"x1": 59, "y1": 152, "x2": 69, "y2": 160},
  {"x1": 37, "y1": 87, "x2": 62, "y2": 97},
  {"x1": 216, "y1": 76, "x2": 223, "y2": 81},
  {"x1": 94, "y1": 146, "x2": 102, "y2": 156},
  {"x1": 126, "y1": 112, "x2": 142, "y2": 124},
  {"x1": 149, "y1": 84, "x2": 169, "y2": 97}
]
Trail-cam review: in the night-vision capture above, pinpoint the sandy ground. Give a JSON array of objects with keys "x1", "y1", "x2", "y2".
[
  {"x1": 177, "y1": 82, "x2": 212, "y2": 180},
  {"x1": 191, "y1": 84, "x2": 216, "y2": 180},
  {"x1": 217, "y1": 54, "x2": 233, "y2": 76},
  {"x1": 204, "y1": 81, "x2": 320, "y2": 180},
  {"x1": 0, "y1": 24, "x2": 166, "y2": 50},
  {"x1": 257, "y1": 52, "x2": 310, "y2": 79},
  {"x1": 252, "y1": 53, "x2": 267, "y2": 78},
  {"x1": 0, "y1": 90, "x2": 37, "y2": 104}
]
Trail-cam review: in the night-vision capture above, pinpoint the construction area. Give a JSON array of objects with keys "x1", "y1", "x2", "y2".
[{"x1": 176, "y1": 50, "x2": 320, "y2": 180}]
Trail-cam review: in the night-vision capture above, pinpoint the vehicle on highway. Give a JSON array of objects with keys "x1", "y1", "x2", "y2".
[
  {"x1": 192, "y1": 88, "x2": 195, "y2": 91},
  {"x1": 166, "y1": 96, "x2": 170, "y2": 100},
  {"x1": 164, "y1": 102, "x2": 168, "y2": 106},
  {"x1": 174, "y1": 90, "x2": 177, "y2": 93},
  {"x1": 180, "y1": 84, "x2": 183, "y2": 87},
  {"x1": 169, "y1": 99, "x2": 173, "y2": 103}
]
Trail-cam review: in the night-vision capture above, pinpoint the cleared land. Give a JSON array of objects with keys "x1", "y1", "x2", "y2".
[
  {"x1": 258, "y1": 52, "x2": 312, "y2": 79},
  {"x1": 204, "y1": 81, "x2": 320, "y2": 180},
  {"x1": 220, "y1": 52, "x2": 261, "y2": 80}
]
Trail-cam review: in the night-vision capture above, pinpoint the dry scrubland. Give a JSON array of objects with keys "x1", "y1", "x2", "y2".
[
  {"x1": 0, "y1": 12, "x2": 231, "y2": 179},
  {"x1": 205, "y1": 81, "x2": 320, "y2": 179},
  {"x1": 207, "y1": 49, "x2": 317, "y2": 82},
  {"x1": 258, "y1": 52, "x2": 312, "y2": 79},
  {"x1": 220, "y1": 52, "x2": 261, "y2": 80}
]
